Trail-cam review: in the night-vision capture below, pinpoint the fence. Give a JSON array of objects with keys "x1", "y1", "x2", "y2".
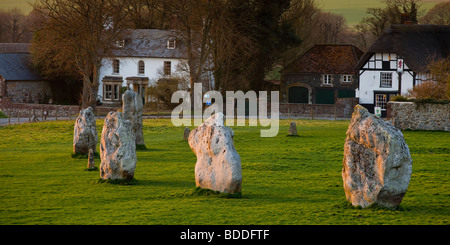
[
  {"x1": 1, "y1": 97, "x2": 358, "y2": 124},
  {"x1": 0, "y1": 102, "x2": 82, "y2": 124}
]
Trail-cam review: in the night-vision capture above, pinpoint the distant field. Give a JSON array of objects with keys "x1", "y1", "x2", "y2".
[
  {"x1": 0, "y1": 0, "x2": 445, "y2": 25},
  {"x1": 319, "y1": 0, "x2": 445, "y2": 25}
]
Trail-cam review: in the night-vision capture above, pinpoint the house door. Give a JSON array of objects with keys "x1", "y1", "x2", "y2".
[
  {"x1": 288, "y1": 86, "x2": 309, "y2": 103},
  {"x1": 316, "y1": 89, "x2": 335, "y2": 104}
]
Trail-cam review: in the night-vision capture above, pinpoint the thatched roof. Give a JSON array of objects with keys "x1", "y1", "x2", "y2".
[{"x1": 356, "y1": 25, "x2": 450, "y2": 72}]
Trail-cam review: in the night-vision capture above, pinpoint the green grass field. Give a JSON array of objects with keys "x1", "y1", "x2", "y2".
[{"x1": 0, "y1": 119, "x2": 448, "y2": 225}]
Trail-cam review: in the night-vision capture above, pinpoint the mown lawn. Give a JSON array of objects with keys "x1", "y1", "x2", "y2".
[{"x1": 0, "y1": 119, "x2": 448, "y2": 225}]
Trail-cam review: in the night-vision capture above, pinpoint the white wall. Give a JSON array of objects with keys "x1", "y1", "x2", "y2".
[
  {"x1": 358, "y1": 52, "x2": 414, "y2": 105},
  {"x1": 98, "y1": 56, "x2": 185, "y2": 101}
]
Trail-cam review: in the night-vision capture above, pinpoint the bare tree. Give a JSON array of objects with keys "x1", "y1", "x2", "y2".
[
  {"x1": 315, "y1": 12, "x2": 348, "y2": 44},
  {"x1": 0, "y1": 8, "x2": 33, "y2": 43},
  {"x1": 33, "y1": 0, "x2": 129, "y2": 109},
  {"x1": 281, "y1": 0, "x2": 352, "y2": 64},
  {"x1": 125, "y1": 0, "x2": 172, "y2": 29},
  {"x1": 355, "y1": 0, "x2": 423, "y2": 50},
  {"x1": 169, "y1": 0, "x2": 215, "y2": 95},
  {"x1": 420, "y1": 2, "x2": 450, "y2": 25}
]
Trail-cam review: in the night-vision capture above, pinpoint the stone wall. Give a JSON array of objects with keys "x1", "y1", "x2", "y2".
[
  {"x1": 4, "y1": 81, "x2": 52, "y2": 104},
  {"x1": 1, "y1": 102, "x2": 81, "y2": 118},
  {"x1": 1, "y1": 97, "x2": 359, "y2": 120},
  {"x1": 387, "y1": 101, "x2": 450, "y2": 131},
  {"x1": 279, "y1": 98, "x2": 358, "y2": 119}
]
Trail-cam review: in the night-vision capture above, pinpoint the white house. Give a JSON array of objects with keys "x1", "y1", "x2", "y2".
[
  {"x1": 98, "y1": 29, "x2": 188, "y2": 106},
  {"x1": 356, "y1": 25, "x2": 450, "y2": 117}
]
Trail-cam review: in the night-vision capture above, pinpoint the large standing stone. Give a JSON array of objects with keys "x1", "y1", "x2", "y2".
[
  {"x1": 188, "y1": 113, "x2": 242, "y2": 194},
  {"x1": 342, "y1": 105, "x2": 413, "y2": 209},
  {"x1": 73, "y1": 107, "x2": 98, "y2": 155},
  {"x1": 122, "y1": 90, "x2": 144, "y2": 146},
  {"x1": 100, "y1": 111, "x2": 137, "y2": 180}
]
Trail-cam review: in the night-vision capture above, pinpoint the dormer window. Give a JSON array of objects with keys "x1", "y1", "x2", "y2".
[
  {"x1": 167, "y1": 40, "x2": 176, "y2": 49},
  {"x1": 115, "y1": 40, "x2": 125, "y2": 48}
]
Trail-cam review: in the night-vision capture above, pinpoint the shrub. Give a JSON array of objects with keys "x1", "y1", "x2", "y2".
[
  {"x1": 0, "y1": 110, "x2": 8, "y2": 118},
  {"x1": 390, "y1": 95, "x2": 409, "y2": 101},
  {"x1": 407, "y1": 80, "x2": 448, "y2": 101},
  {"x1": 146, "y1": 77, "x2": 186, "y2": 109}
]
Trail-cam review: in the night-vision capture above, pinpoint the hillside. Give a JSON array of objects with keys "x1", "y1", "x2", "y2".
[
  {"x1": 319, "y1": 0, "x2": 445, "y2": 25},
  {"x1": 0, "y1": 0, "x2": 445, "y2": 26}
]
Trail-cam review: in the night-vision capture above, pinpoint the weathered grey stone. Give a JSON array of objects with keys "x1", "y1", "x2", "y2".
[
  {"x1": 188, "y1": 113, "x2": 242, "y2": 194},
  {"x1": 73, "y1": 107, "x2": 98, "y2": 155},
  {"x1": 288, "y1": 121, "x2": 298, "y2": 136},
  {"x1": 122, "y1": 90, "x2": 144, "y2": 146},
  {"x1": 87, "y1": 148, "x2": 95, "y2": 169},
  {"x1": 342, "y1": 105, "x2": 413, "y2": 209},
  {"x1": 183, "y1": 127, "x2": 190, "y2": 141},
  {"x1": 100, "y1": 111, "x2": 137, "y2": 180}
]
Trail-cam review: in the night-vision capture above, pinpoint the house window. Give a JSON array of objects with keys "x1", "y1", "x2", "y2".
[
  {"x1": 380, "y1": 72, "x2": 392, "y2": 87},
  {"x1": 138, "y1": 60, "x2": 145, "y2": 74},
  {"x1": 164, "y1": 61, "x2": 171, "y2": 76},
  {"x1": 342, "y1": 75, "x2": 352, "y2": 83},
  {"x1": 104, "y1": 84, "x2": 112, "y2": 100},
  {"x1": 113, "y1": 59, "x2": 120, "y2": 74},
  {"x1": 104, "y1": 84, "x2": 120, "y2": 100},
  {"x1": 167, "y1": 40, "x2": 176, "y2": 49},
  {"x1": 375, "y1": 94, "x2": 387, "y2": 110},
  {"x1": 322, "y1": 75, "x2": 332, "y2": 85}
]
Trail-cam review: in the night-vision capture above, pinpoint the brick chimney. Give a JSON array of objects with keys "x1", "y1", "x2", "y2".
[{"x1": 401, "y1": 13, "x2": 413, "y2": 24}]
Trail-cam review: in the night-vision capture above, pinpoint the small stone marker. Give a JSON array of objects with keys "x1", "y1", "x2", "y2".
[
  {"x1": 183, "y1": 127, "x2": 190, "y2": 141},
  {"x1": 87, "y1": 148, "x2": 95, "y2": 170},
  {"x1": 188, "y1": 113, "x2": 242, "y2": 194},
  {"x1": 342, "y1": 105, "x2": 412, "y2": 209},
  {"x1": 288, "y1": 121, "x2": 298, "y2": 136}
]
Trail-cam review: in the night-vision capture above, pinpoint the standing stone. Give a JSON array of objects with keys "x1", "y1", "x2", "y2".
[
  {"x1": 183, "y1": 127, "x2": 190, "y2": 141},
  {"x1": 87, "y1": 148, "x2": 95, "y2": 169},
  {"x1": 100, "y1": 111, "x2": 137, "y2": 180},
  {"x1": 73, "y1": 107, "x2": 98, "y2": 155},
  {"x1": 342, "y1": 105, "x2": 413, "y2": 209},
  {"x1": 188, "y1": 113, "x2": 242, "y2": 194},
  {"x1": 122, "y1": 90, "x2": 144, "y2": 146},
  {"x1": 288, "y1": 121, "x2": 298, "y2": 136}
]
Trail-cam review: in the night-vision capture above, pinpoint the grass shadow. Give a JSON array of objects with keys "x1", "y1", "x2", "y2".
[
  {"x1": 71, "y1": 152, "x2": 100, "y2": 159},
  {"x1": 191, "y1": 187, "x2": 243, "y2": 199},
  {"x1": 97, "y1": 178, "x2": 139, "y2": 185}
]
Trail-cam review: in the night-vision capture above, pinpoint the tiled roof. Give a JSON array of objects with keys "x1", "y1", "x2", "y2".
[
  {"x1": 284, "y1": 44, "x2": 364, "y2": 74},
  {"x1": 108, "y1": 29, "x2": 187, "y2": 59},
  {"x1": 0, "y1": 53, "x2": 41, "y2": 81}
]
